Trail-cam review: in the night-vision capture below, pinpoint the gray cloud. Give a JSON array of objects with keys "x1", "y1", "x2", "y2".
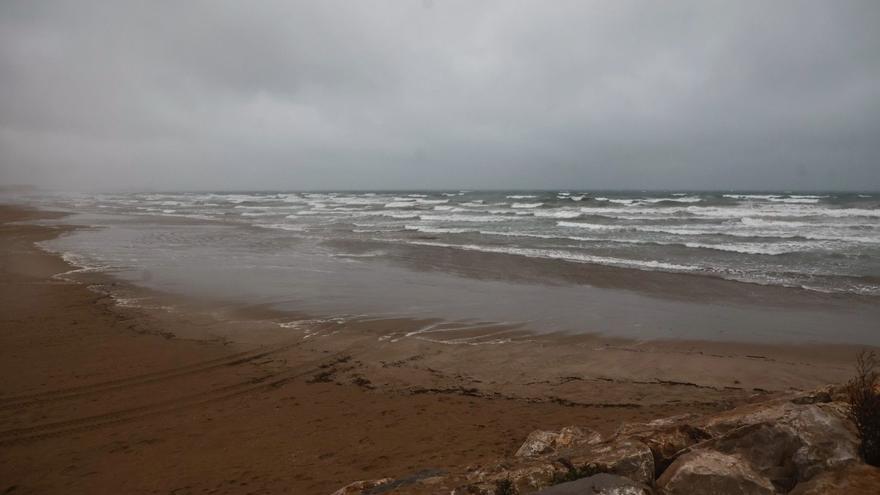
[{"x1": 1, "y1": 0, "x2": 879, "y2": 191}]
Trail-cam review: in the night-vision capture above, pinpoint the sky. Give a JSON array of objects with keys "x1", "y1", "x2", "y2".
[{"x1": 1, "y1": 0, "x2": 879, "y2": 191}]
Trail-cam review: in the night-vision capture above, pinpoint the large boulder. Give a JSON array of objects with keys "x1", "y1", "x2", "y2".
[
  {"x1": 565, "y1": 438, "x2": 655, "y2": 485},
  {"x1": 657, "y1": 450, "x2": 776, "y2": 495},
  {"x1": 697, "y1": 401, "x2": 858, "y2": 488},
  {"x1": 616, "y1": 416, "x2": 710, "y2": 475},
  {"x1": 458, "y1": 460, "x2": 570, "y2": 494},
  {"x1": 516, "y1": 426, "x2": 603, "y2": 458},
  {"x1": 533, "y1": 473, "x2": 651, "y2": 494},
  {"x1": 788, "y1": 463, "x2": 880, "y2": 494}
]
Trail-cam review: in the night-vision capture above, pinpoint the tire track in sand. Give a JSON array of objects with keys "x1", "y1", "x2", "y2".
[
  {"x1": 0, "y1": 340, "x2": 305, "y2": 410},
  {"x1": 0, "y1": 352, "x2": 349, "y2": 446}
]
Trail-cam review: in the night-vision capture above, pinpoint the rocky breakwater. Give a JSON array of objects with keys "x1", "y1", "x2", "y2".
[{"x1": 330, "y1": 388, "x2": 880, "y2": 494}]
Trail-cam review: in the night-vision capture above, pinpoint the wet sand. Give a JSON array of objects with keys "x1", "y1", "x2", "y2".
[{"x1": 0, "y1": 204, "x2": 872, "y2": 494}]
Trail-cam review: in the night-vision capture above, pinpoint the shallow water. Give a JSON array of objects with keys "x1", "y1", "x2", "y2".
[
  {"x1": 21, "y1": 190, "x2": 880, "y2": 296},
  {"x1": 15, "y1": 190, "x2": 880, "y2": 345}
]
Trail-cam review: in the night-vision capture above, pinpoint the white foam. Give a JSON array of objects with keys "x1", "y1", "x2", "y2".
[
  {"x1": 557, "y1": 221, "x2": 620, "y2": 231},
  {"x1": 641, "y1": 196, "x2": 703, "y2": 203},
  {"x1": 511, "y1": 202, "x2": 543, "y2": 208},
  {"x1": 740, "y1": 217, "x2": 813, "y2": 228},
  {"x1": 408, "y1": 241, "x2": 699, "y2": 272},
  {"x1": 240, "y1": 211, "x2": 279, "y2": 217},
  {"x1": 259, "y1": 223, "x2": 307, "y2": 232},
  {"x1": 405, "y1": 225, "x2": 473, "y2": 234},
  {"x1": 532, "y1": 209, "x2": 582, "y2": 219},
  {"x1": 722, "y1": 194, "x2": 781, "y2": 200},
  {"x1": 373, "y1": 212, "x2": 420, "y2": 219},
  {"x1": 507, "y1": 195, "x2": 537, "y2": 199},
  {"x1": 767, "y1": 197, "x2": 821, "y2": 204},
  {"x1": 681, "y1": 241, "x2": 820, "y2": 255},
  {"x1": 419, "y1": 214, "x2": 509, "y2": 223}
]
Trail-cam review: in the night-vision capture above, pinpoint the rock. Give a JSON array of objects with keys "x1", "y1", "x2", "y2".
[
  {"x1": 657, "y1": 450, "x2": 776, "y2": 495},
  {"x1": 698, "y1": 401, "x2": 858, "y2": 487},
  {"x1": 616, "y1": 416, "x2": 709, "y2": 474},
  {"x1": 791, "y1": 391, "x2": 832, "y2": 405},
  {"x1": 532, "y1": 473, "x2": 651, "y2": 494},
  {"x1": 557, "y1": 426, "x2": 603, "y2": 450},
  {"x1": 789, "y1": 463, "x2": 880, "y2": 494},
  {"x1": 330, "y1": 478, "x2": 393, "y2": 495},
  {"x1": 462, "y1": 460, "x2": 570, "y2": 494},
  {"x1": 516, "y1": 426, "x2": 603, "y2": 458},
  {"x1": 516, "y1": 430, "x2": 560, "y2": 457},
  {"x1": 565, "y1": 438, "x2": 655, "y2": 485}
]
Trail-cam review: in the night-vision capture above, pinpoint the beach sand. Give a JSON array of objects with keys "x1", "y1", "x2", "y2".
[{"x1": 0, "y1": 205, "x2": 869, "y2": 494}]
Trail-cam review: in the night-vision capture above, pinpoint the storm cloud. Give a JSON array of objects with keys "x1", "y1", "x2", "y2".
[{"x1": 1, "y1": 0, "x2": 879, "y2": 191}]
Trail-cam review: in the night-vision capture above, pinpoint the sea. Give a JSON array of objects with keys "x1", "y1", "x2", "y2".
[{"x1": 10, "y1": 190, "x2": 880, "y2": 344}]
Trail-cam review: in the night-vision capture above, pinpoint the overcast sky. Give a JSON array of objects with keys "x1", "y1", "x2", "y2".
[{"x1": 1, "y1": 1, "x2": 879, "y2": 191}]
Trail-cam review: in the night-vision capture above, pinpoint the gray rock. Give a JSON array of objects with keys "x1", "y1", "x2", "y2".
[
  {"x1": 516, "y1": 430, "x2": 561, "y2": 457},
  {"x1": 516, "y1": 426, "x2": 603, "y2": 458},
  {"x1": 565, "y1": 438, "x2": 655, "y2": 485},
  {"x1": 616, "y1": 416, "x2": 709, "y2": 474},
  {"x1": 698, "y1": 401, "x2": 858, "y2": 487},
  {"x1": 533, "y1": 473, "x2": 651, "y2": 494},
  {"x1": 657, "y1": 450, "x2": 776, "y2": 495},
  {"x1": 459, "y1": 460, "x2": 570, "y2": 494}
]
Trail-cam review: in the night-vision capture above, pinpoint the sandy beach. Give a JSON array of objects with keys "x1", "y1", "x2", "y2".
[{"x1": 0, "y1": 204, "x2": 873, "y2": 494}]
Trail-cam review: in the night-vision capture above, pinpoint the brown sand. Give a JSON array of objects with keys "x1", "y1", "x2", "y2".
[{"x1": 0, "y1": 205, "x2": 869, "y2": 494}]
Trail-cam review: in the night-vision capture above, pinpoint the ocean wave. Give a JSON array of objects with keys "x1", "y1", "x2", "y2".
[
  {"x1": 419, "y1": 214, "x2": 510, "y2": 223},
  {"x1": 258, "y1": 223, "x2": 307, "y2": 232},
  {"x1": 557, "y1": 221, "x2": 620, "y2": 230},
  {"x1": 532, "y1": 209, "x2": 582, "y2": 219},
  {"x1": 680, "y1": 241, "x2": 820, "y2": 255},
  {"x1": 506, "y1": 195, "x2": 537, "y2": 199},
  {"x1": 240, "y1": 211, "x2": 281, "y2": 217},
  {"x1": 557, "y1": 220, "x2": 880, "y2": 245},
  {"x1": 767, "y1": 198, "x2": 821, "y2": 204},
  {"x1": 575, "y1": 205, "x2": 880, "y2": 219},
  {"x1": 511, "y1": 202, "x2": 543, "y2": 208},
  {"x1": 722, "y1": 194, "x2": 781, "y2": 200},
  {"x1": 404, "y1": 225, "x2": 474, "y2": 234},
  {"x1": 641, "y1": 196, "x2": 703, "y2": 203},
  {"x1": 372, "y1": 212, "x2": 420, "y2": 219},
  {"x1": 740, "y1": 217, "x2": 813, "y2": 228},
  {"x1": 407, "y1": 241, "x2": 700, "y2": 272}
]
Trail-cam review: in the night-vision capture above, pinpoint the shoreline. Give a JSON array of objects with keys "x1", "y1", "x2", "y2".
[
  {"x1": 30, "y1": 205, "x2": 880, "y2": 346},
  {"x1": 0, "y1": 204, "x2": 873, "y2": 494}
]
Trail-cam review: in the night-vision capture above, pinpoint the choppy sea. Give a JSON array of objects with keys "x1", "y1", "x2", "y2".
[{"x1": 27, "y1": 190, "x2": 880, "y2": 296}]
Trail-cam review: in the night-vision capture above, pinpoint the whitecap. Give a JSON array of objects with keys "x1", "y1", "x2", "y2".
[{"x1": 408, "y1": 241, "x2": 699, "y2": 272}]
